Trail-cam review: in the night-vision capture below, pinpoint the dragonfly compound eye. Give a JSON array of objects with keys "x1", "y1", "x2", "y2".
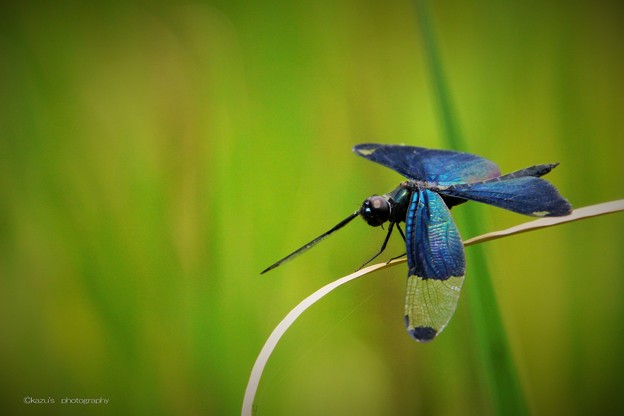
[{"x1": 359, "y1": 196, "x2": 391, "y2": 226}]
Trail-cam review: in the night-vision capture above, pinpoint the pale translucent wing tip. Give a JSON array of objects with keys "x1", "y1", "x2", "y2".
[{"x1": 404, "y1": 275, "x2": 465, "y2": 342}]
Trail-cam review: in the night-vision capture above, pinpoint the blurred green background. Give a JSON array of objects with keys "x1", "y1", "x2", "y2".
[{"x1": 1, "y1": 0, "x2": 623, "y2": 415}]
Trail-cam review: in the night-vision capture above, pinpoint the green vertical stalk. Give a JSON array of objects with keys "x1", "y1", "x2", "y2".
[{"x1": 414, "y1": 1, "x2": 529, "y2": 415}]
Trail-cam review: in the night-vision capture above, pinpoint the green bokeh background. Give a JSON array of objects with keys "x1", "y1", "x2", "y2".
[{"x1": 1, "y1": 1, "x2": 623, "y2": 415}]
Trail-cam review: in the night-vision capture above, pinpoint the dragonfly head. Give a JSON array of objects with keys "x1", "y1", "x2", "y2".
[{"x1": 359, "y1": 196, "x2": 391, "y2": 227}]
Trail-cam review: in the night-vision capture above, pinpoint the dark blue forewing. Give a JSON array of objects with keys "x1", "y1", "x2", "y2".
[
  {"x1": 404, "y1": 189, "x2": 466, "y2": 342},
  {"x1": 439, "y1": 176, "x2": 572, "y2": 217},
  {"x1": 353, "y1": 143, "x2": 501, "y2": 184}
]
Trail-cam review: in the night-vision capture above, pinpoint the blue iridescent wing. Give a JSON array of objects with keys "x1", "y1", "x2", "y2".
[
  {"x1": 353, "y1": 143, "x2": 501, "y2": 184},
  {"x1": 404, "y1": 189, "x2": 466, "y2": 342},
  {"x1": 439, "y1": 176, "x2": 572, "y2": 217}
]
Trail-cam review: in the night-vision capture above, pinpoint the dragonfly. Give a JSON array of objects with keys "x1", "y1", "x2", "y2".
[{"x1": 262, "y1": 143, "x2": 572, "y2": 342}]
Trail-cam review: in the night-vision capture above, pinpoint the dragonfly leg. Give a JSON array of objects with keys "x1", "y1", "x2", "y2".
[
  {"x1": 396, "y1": 223, "x2": 406, "y2": 241},
  {"x1": 385, "y1": 252, "x2": 407, "y2": 264},
  {"x1": 358, "y1": 222, "x2": 395, "y2": 270},
  {"x1": 382, "y1": 223, "x2": 407, "y2": 264}
]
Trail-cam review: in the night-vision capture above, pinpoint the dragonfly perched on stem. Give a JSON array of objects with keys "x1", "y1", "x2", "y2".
[{"x1": 262, "y1": 143, "x2": 572, "y2": 342}]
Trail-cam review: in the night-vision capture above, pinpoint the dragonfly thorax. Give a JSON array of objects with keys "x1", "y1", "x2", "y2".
[{"x1": 359, "y1": 196, "x2": 391, "y2": 226}]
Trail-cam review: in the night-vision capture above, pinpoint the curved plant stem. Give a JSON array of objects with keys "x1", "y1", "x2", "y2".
[
  {"x1": 462, "y1": 199, "x2": 624, "y2": 246},
  {"x1": 241, "y1": 200, "x2": 624, "y2": 415},
  {"x1": 241, "y1": 263, "x2": 388, "y2": 416}
]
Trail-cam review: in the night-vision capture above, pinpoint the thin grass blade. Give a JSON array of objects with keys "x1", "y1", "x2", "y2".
[{"x1": 242, "y1": 201, "x2": 624, "y2": 415}]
